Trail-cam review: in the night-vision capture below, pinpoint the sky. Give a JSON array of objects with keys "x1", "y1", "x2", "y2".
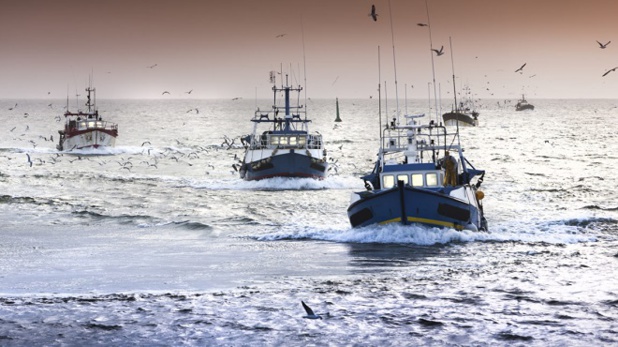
[{"x1": 1, "y1": 0, "x2": 617, "y2": 100}]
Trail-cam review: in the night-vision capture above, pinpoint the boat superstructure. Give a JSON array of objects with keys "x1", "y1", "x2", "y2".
[
  {"x1": 347, "y1": 113, "x2": 487, "y2": 231},
  {"x1": 239, "y1": 75, "x2": 328, "y2": 181},
  {"x1": 56, "y1": 86, "x2": 118, "y2": 151}
]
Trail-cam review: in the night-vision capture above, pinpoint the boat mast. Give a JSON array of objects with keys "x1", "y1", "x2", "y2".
[
  {"x1": 301, "y1": 15, "x2": 308, "y2": 121},
  {"x1": 424, "y1": 0, "x2": 440, "y2": 123},
  {"x1": 378, "y1": 46, "x2": 382, "y2": 146},
  {"x1": 387, "y1": 0, "x2": 400, "y2": 125},
  {"x1": 448, "y1": 37, "x2": 462, "y2": 143}
]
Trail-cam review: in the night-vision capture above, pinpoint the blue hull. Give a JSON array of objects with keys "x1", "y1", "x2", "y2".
[
  {"x1": 240, "y1": 151, "x2": 328, "y2": 181},
  {"x1": 348, "y1": 182, "x2": 485, "y2": 230}
]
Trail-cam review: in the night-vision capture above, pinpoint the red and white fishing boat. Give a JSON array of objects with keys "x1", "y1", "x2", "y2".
[{"x1": 56, "y1": 86, "x2": 118, "y2": 151}]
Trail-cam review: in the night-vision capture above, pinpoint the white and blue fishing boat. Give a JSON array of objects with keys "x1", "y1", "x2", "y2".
[
  {"x1": 347, "y1": 112, "x2": 487, "y2": 231},
  {"x1": 239, "y1": 75, "x2": 328, "y2": 181}
]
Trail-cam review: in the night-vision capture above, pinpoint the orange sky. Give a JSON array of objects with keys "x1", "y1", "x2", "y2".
[{"x1": 1, "y1": 0, "x2": 617, "y2": 99}]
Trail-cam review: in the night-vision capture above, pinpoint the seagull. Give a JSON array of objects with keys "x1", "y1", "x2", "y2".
[
  {"x1": 417, "y1": 23, "x2": 428, "y2": 27},
  {"x1": 597, "y1": 40, "x2": 611, "y2": 49},
  {"x1": 515, "y1": 63, "x2": 527, "y2": 73},
  {"x1": 185, "y1": 89, "x2": 193, "y2": 94},
  {"x1": 369, "y1": 4, "x2": 378, "y2": 21},
  {"x1": 301, "y1": 301, "x2": 322, "y2": 320},
  {"x1": 431, "y1": 46, "x2": 444, "y2": 56},
  {"x1": 275, "y1": 34, "x2": 286, "y2": 38},
  {"x1": 602, "y1": 67, "x2": 618, "y2": 77},
  {"x1": 147, "y1": 64, "x2": 158, "y2": 69},
  {"x1": 162, "y1": 91, "x2": 170, "y2": 95},
  {"x1": 141, "y1": 141, "x2": 151, "y2": 147},
  {"x1": 26, "y1": 154, "x2": 32, "y2": 167}
]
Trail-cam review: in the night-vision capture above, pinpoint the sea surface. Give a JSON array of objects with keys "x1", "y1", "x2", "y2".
[{"x1": 1, "y1": 98, "x2": 617, "y2": 346}]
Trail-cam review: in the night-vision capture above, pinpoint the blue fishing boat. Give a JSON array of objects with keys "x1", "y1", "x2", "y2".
[
  {"x1": 239, "y1": 75, "x2": 328, "y2": 181},
  {"x1": 347, "y1": 113, "x2": 487, "y2": 231}
]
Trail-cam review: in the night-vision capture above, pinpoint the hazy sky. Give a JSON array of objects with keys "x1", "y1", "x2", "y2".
[{"x1": 1, "y1": 0, "x2": 617, "y2": 100}]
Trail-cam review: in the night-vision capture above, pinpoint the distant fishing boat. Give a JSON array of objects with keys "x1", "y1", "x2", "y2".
[
  {"x1": 239, "y1": 74, "x2": 328, "y2": 181},
  {"x1": 515, "y1": 94, "x2": 534, "y2": 111},
  {"x1": 56, "y1": 85, "x2": 118, "y2": 151},
  {"x1": 442, "y1": 86, "x2": 479, "y2": 127},
  {"x1": 442, "y1": 102, "x2": 479, "y2": 127},
  {"x1": 347, "y1": 112, "x2": 487, "y2": 230}
]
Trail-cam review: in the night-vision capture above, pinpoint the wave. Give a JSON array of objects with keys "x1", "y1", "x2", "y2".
[
  {"x1": 189, "y1": 176, "x2": 364, "y2": 191},
  {"x1": 255, "y1": 216, "x2": 611, "y2": 245}
]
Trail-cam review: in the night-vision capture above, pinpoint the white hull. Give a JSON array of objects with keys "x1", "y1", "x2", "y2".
[{"x1": 62, "y1": 130, "x2": 116, "y2": 151}]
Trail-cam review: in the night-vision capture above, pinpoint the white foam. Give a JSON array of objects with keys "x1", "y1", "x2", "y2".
[
  {"x1": 191, "y1": 175, "x2": 364, "y2": 191},
  {"x1": 256, "y1": 217, "x2": 601, "y2": 245}
]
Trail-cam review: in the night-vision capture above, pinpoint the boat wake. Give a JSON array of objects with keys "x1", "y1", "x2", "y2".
[
  {"x1": 191, "y1": 176, "x2": 363, "y2": 191},
  {"x1": 255, "y1": 216, "x2": 611, "y2": 245}
]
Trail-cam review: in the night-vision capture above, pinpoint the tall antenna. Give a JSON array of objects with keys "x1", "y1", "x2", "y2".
[
  {"x1": 449, "y1": 37, "x2": 461, "y2": 137},
  {"x1": 378, "y1": 46, "x2": 382, "y2": 145},
  {"x1": 387, "y1": 0, "x2": 400, "y2": 124},
  {"x1": 300, "y1": 15, "x2": 308, "y2": 120},
  {"x1": 424, "y1": 0, "x2": 439, "y2": 122}
]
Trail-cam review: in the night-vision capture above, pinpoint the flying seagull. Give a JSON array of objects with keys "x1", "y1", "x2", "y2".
[
  {"x1": 185, "y1": 89, "x2": 193, "y2": 94},
  {"x1": 147, "y1": 64, "x2": 158, "y2": 69},
  {"x1": 369, "y1": 5, "x2": 378, "y2": 21},
  {"x1": 26, "y1": 153, "x2": 32, "y2": 167},
  {"x1": 597, "y1": 40, "x2": 611, "y2": 49},
  {"x1": 602, "y1": 67, "x2": 618, "y2": 77},
  {"x1": 301, "y1": 301, "x2": 322, "y2": 320},
  {"x1": 515, "y1": 63, "x2": 527, "y2": 73},
  {"x1": 431, "y1": 46, "x2": 444, "y2": 56},
  {"x1": 275, "y1": 34, "x2": 286, "y2": 38},
  {"x1": 417, "y1": 23, "x2": 428, "y2": 27},
  {"x1": 162, "y1": 91, "x2": 170, "y2": 95}
]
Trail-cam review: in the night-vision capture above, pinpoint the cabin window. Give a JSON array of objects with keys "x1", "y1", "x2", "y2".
[
  {"x1": 88, "y1": 121, "x2": 95, "y2": 128},
  {"x1": 270, "y1": 136, "x2": 280, "y2": 145},
  {"x1": 383, "y1": 175, "x2": 395, "y2": 189},
  {"x1": 298, "y1": 136, "x2": 306, "y2": 146},
  {"x1": 279, "y1": 136, "x2": 288, "y2": 145},
  {"x1": 426, "y1": 173, "x2": 439, "y2": 186},
  {"x1": 411, "y1": 173, "x2": 424, "y2": 187},
  {"x1": 397, "y1": 174, "x2": 409, "y2": 186},
  {"x1": 289, "y1": 136, "x2": 297, "y2": 146}
]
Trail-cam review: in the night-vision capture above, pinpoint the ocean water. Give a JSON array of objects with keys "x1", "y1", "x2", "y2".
[{"x1": 0, "y1": 98, "x2": 617, "y2": 346}]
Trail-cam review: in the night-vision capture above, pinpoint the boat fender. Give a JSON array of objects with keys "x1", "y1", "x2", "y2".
[
  {"x1": 464, "y1": 223, "x2": 478, "y2": 232},
  {"x1": 475, "y1": 190, "x2": 484, "y2": 200}
]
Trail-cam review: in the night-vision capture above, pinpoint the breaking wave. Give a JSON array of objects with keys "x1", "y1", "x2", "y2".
[{"x1": 255, "y1": 216, "x2": 611, "y2": 245}]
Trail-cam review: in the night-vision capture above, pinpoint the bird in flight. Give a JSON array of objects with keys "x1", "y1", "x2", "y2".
[
  {"x1": 369, "y1": 4, "x2": 378, "y2": 21},
  {"x1": 26, "y1": 154, "x2": 33, "y2": 167},
  {"x1": 602, "y1": 67, "x2": 618, "y2": 77},
  {"x1": 431, "y1": 46, "x2": 444, "y2": 56},
  {"x1": 147, "y1": 64, "x2": 158, "y2": 69},
  {"x1": 162, "y1": 91, "x2": 170, "y2": 95},
  {"x1": 515, "y1": 63, "x2": 527, "y2": 73},
  {"x1": 301, "y1": 301, "x2": 322, "y2": 320},
  {"x1": 275, "y1": 34, "x2": 286, "y2": 38},
  {"x1": 185, "y1": 89, "x2": 193, "y2": 94},
  {"x1": 597, "y1": 40, "x2": 611, "y2": 49},
  {"x1": 417, "y1": 23, "x2": 428, "y2": 27}
]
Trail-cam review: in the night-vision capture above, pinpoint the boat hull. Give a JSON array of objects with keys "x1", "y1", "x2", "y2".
[
  {"x1": 240, "y1": 150, "x2": 328, "y2": 181},
  {"x1": 442, "y1": 112, "x2": 478, "y2": 127},
  {"x1": 347, "y1": 182, "x2": 486, "y2": 231},
  {"x1": 516, "y1": 104, "x2": 535, "y2": 111},
  {"x1": 58, "y1": 129, "x2": 117, "y2": 151}
]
